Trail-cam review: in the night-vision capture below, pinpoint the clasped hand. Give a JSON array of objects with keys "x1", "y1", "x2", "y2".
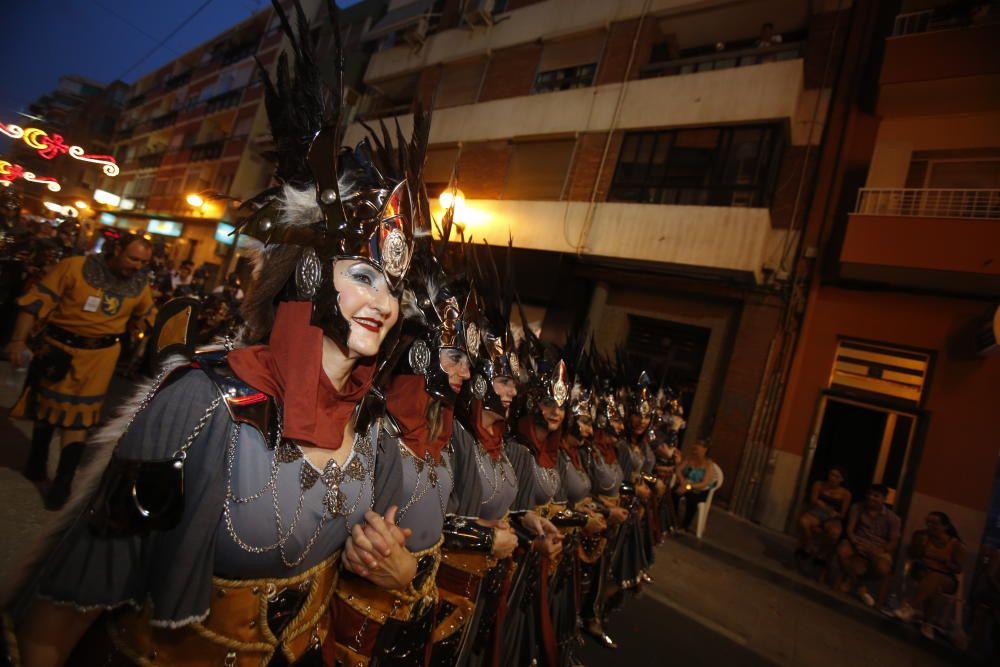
[{"x1": 343, "y1": 506, "x2": 417, "y2": 590}]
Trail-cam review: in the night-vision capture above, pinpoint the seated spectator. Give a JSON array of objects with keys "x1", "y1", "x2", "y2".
[
  {"x1": 835, "y1": 484, "x2": 901, "y2": 608},
  {"x1": 670, "y1": 439, "x2": 718, "y2": 533},
  {"x1": 895, "y1": 512, "x2": 966, "y2": 639},
  {"x1": 796, "y1": 467, "x2": 852, "y2": 570}
]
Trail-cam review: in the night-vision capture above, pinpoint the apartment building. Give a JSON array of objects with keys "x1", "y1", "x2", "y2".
[
  {"x1": 345, "y1": 0, "x2": 849, "y2": 503},
  {"x1": 749, "y1": 0, "x2": 1000, "y2": 561},
  {"x1": 7, "y1": 75, "x2": 127, "y2": 210},
  {"x1": 99, "y1": 0, "x2": 387, "y2": 272}
]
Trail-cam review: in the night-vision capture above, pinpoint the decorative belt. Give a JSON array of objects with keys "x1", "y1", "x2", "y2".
[
  {"x1": 109, "y1": 553, "x2": 339, "y2": 667},
  {"x1": 46, "y1": 324, "x2": 121, "y2": 349},
  {"x1": 432, "y1": 550, "x2": 500, "y2": 644},
  {"x1": 328, "y1": 538, "x2": 442, "y2": 666}
]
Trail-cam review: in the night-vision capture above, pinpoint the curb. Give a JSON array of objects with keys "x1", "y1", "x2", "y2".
[{"x1": 671, "y1": 531, "x2": 973, "y2": 666}]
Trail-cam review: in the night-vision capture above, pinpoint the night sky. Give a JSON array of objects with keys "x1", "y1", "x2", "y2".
[{"x1": 2, "y1": 0, "x2": 357, "y2": 122}]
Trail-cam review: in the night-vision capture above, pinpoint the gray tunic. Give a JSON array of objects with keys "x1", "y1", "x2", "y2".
[
  {"x1": 588, "y1": 447, "x2": 623, "y2": 497},
  {"x1": 557, "y1": 450, "x2": 591, "y2": 505},
  {"x1": 509, "y1": 439, "x2": 561, "y2": 511},
  {"x1": 214, "y1": 418, "x2": 376, "y2": 578},
  {"x1": 448, "y1": 418, "x2": 518, "y2": 520},
  {"x1": 375, "y1": 429, "x2": 454, "y2": 551}
]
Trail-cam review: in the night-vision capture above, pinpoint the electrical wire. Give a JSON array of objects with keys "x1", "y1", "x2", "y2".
[
  {"x1": 113, "y1": 0, "x2": 219, "y2": 82},
  {"x1": 89, "y1": 0, "x2": 182, "y2": 57}
]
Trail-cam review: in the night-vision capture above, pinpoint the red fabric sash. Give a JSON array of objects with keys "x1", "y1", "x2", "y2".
[
  {"x1": 516, "y1": 415, "x2": 560, "y2": 469},
  {"x1": 594, "y1": 430, "x2": 619, "y2": 464},
  {"x1": 470, "y1": 399, "x2": 505, "y2": 462},
  {"x1": 561, "y1": 434, "x2": 583, "y2": 470},
  {"x1": 228, "y1": 301, "x2": 374, "y2": 450},
  {"x1": 384, "y1": 374, "x2": 455, "y2": 462}
]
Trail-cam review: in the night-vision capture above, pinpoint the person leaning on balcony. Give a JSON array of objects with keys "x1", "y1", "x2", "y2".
[
  {"x1": 894, "y1": 512, "x2": 966, "y2": 639},
  {"x1": 834, "y1": 484, "x2": 901, "y2": 608}
]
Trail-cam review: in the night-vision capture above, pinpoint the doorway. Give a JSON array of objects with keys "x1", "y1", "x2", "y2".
[{"x1": 806, "y1": 395, "x2": 919, "y2": 510}]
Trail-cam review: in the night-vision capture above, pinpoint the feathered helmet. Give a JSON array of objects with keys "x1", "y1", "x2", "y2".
[
  {"x1": 514, "y1": 307, "x2": 569, "y2": 414},
  {"x1": 394, "y1": 187, "x2": 477, "y2": 405},
  {"x1": 237, "y1": 0, "x2": 428, "y2": 350},
  {"x1": 591, "y1": 352, "x2": 625, "y2": 431},
  {"x1": 565, "y1": 329, "x2": 595, "y2": 423},
  {"x1": 463, "y1": 240, "x2": 519, "y2": 415}
]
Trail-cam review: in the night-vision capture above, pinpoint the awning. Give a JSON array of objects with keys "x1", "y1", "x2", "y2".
[{"x1": 363, "y1": 0, "x2": 433, "y2": 42}]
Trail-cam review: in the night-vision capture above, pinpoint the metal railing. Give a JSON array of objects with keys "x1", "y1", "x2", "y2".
[
  {"x1": 855, "y1": 188, "x2": 1000, "y2": 220},
  {"x1": 640, "y1": 42, "x2": 802, "y2": 79}
]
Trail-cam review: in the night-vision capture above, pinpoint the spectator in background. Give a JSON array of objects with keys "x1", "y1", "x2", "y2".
[
  {"x1": 895, "y1": 512, "x2": 966, "y2": 639},
  {"x1": 4, "y1": 234, "x2": 156, "y2": 509},
  {"x1": 670, "y1": 438, "x2": 718, "y2": 534},
  {"x1": 169, "y1": 259, "x2": 195, "y2": 293},
  {"x1": 835, "y1": 484, "x2": 901, "y2": 608},
  {"x1": 212, "y1": 272, "x2": 244, "y2": 304},
  {"x1": 795, "y1": 466, "x2": 852, "y2": 572},
  {"x1": 755, "y1": 22, "x2": 783, "y2": 48}
]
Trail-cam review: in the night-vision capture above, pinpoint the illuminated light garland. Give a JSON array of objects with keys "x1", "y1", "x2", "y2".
[
  {"x1": 0, "y1": 121, "x2": 118, "y2": 176},
  {"x1": 68, "y1": 145, "x2": 120, "y2": 176},
  {"x1": 0, "y1": 160, "x2": 62, "y2": 191}
]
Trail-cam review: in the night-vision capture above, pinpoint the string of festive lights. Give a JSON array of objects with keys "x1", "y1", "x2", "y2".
[
  {"x1": 0, "y1": 121, "x2": 119, "y2": 177},
  {"x1": 0, "y1": 160, "x2": 62, "y2": 191}
]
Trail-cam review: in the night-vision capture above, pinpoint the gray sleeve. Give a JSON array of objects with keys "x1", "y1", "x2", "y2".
[
  {"x1": 507, "y1": 441, "x2": 535, "y2": 511},
  {"x1": 373, "y1": 428, "x2": 403, "y2": 516},
  {"x1": 15, "y1": 370, "x2": 231, "y2": 626},
  {"x1": 448, "y1": 421, "x2": 483, "y2": 517}
]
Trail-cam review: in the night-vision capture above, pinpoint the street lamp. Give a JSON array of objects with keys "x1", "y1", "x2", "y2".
[
  {"x1": 186, "y1": 193, "x2": 205, "y2": 208},
  {"x1": 74, "y1": 200, "x2": 89, "y2": 210}
]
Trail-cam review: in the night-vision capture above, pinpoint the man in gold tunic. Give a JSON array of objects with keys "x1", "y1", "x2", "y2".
[{"x1": 4, "y1": 234, "x2": 155, "y2": 509}]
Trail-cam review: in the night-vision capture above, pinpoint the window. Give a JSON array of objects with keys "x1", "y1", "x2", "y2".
[
  {"x1": 533, "y1": 31, "x2": 604, "y2": 94},
  {"x1": 533, "y1": 64, "x2": 597, "y2": 93},
  {"x1": 905, "y1": 149, "x2": 1000, "y2": 189},
  {"x1": 503, "y1": 139, "x2": 576, "y2": 200},
  {"x1": 608, "y1": 124, "x2": 784, "y2": 207}
]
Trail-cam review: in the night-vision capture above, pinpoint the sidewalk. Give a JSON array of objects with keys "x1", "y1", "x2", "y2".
[{"x1": 650, "y1": 507, "x2": 971, "y2": 666}]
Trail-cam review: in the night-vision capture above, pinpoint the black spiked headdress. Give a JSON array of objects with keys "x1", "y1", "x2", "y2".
[{"x1": 237, "y1": 0, "x2": 431, "y2": 348}]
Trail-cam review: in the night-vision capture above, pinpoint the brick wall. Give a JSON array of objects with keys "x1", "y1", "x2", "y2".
[
  {"x1": 565, "y1": 131, "x2": 622, "y2": 202},
  {"x1": 709, "y1": 296, "x2": 782, "y2": 502},
  {"x1": 478, "y1": 44, "x2": 542, "y2": 102},
  {"x1": 415, "y1": 66, "x2": 442, "y2": 108},
  {"x1": 596, "y1": 18, "x2": 660, "y2": 86},
  {"x1": 457, "y1": 140, "x2": 512, "y2": 199}
]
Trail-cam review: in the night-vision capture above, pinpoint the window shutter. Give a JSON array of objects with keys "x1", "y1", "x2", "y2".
[
  {"x1": 435, "y1": 59, "x2": 487, "y2": 109},
  {"x1": 503, "y1": 139, "x2": 575, "y2": 201},
  {"x1": 538, "y1": 31, "x2": 606, "y2": 73}
]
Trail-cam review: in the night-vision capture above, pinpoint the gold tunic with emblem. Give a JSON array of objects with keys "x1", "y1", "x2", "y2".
[{"x1": 13, "y1": 254, "x2": 155, "y2": 428}]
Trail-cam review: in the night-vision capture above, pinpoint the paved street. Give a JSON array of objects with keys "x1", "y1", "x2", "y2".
[{"x1": 0, "y1": 362, "x2": 961, "y2": 667}]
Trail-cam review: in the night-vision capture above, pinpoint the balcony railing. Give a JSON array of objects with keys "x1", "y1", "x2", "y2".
[
  {"x1": 190, "y1": 140, "x2": 225, "y2": 162},
  {"x1": 855, "y1": 188, "x2": 1000, "y2": 220},
  {"x1": 150, "y1": 110, "x2": 179, "y2": 130},
  {"x1": 892, "y1": 5, "x2": 996, "y2": 36},
  {"x1": 640, "y1": 42, "x2": 802, "y2": 79}
]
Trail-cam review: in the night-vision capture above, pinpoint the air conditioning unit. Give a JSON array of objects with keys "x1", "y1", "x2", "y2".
[
  {"x1": 464, "y1": 0, "x2": 496, "y2": 27},
  {"x1": 400, "y1": 15, "x2": 430, "y2": 48}
]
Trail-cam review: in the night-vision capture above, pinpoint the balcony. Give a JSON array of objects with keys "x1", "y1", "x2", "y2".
[
  {"x1": 221, "y1": 40, "x2": 259, "y2": 66},
  {"x1": 204, "y1": 89, "x2": 243, "y2": 114},
  {"x1": 346, "y1": 59, "x2": 804, "y2": 147},
  {"x1": 640, "y1": 42, "x2": 802, "y2": 79},
  {"x1": 150, "y1": 110, "x2": 179, "y2": 130},
  {"x1": 841, "y1": 188, "x2": 1000, "y2": 295},
  {"x1": 124, "y1": 93, "x2": 147, "y2": 109},
  {"x1": 136, "y1": 152, "x2": 166, "y2": 169},
  {"x1": 189, "y1": 140, "x2": 225, "y2": 162},
  {"x1": 878, "y1": 20, "x2": 1000, "y2": 116},
  {"x1": 164, "y1": 70, "x2": 193, "y2": 91},
  {"x1": 449, "y1": 199, "x2": 790, "y2": 283}
]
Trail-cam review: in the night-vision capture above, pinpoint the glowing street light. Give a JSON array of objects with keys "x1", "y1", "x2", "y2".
[
  {"x1": 74, "y1": 200, "x2": 89, "y2": 209},
  {"x1": 186, "y1": 193, "x2": 205, "y2": 208}
]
